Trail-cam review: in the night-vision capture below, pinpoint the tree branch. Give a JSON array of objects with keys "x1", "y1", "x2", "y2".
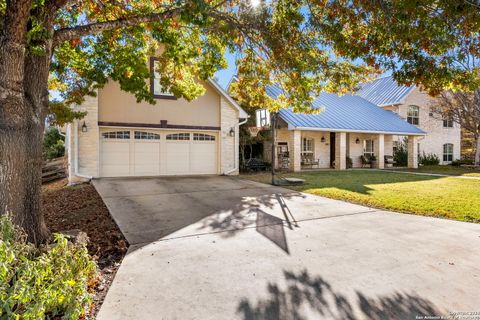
[{"x1": 52, "y1": 7, "x2": 183, "y2": 46}]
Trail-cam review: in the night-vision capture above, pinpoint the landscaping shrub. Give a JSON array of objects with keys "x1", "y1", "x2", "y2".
[
  {"x1": 419, "y1": 152, "x2": 440, "y2": 166},
  {"x1": 43, "y1": 127, "x2": 65, "y2": 160},
  {"x1": 346, "y1": 156, "x2": 353, "y2": 169},
  {"x1": 393, "y1": 140, "x2": 408, "y2": 166},
  {"x1": 451, "y1": 159, "x2": 474, "y2": 166},
  {"x1": 0, "y1": 215, "x2": 97, "y2": 319}
]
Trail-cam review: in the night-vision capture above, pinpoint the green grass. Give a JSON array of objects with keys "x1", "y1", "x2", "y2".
[
  {"x1": 389, "y1": 165, "x2": 480, "y2": 177},
  {"x1": 242, "y1": 170, "x2": 480, "y2": 223}
]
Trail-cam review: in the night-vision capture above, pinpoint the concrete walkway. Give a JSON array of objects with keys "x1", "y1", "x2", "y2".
[{"x1": 94, "y1": 176, "x2": 480, "y2": 320}]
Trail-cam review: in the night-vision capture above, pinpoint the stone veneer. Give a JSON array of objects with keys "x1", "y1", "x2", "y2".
[
  {"x1": 389, "y1": 88, "x2": 461, "y2": 164},
  {"x1": 220, "y1": 97, "x2": 240, "y2": 175}
]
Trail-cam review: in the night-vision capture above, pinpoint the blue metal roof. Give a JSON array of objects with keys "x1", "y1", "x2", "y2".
[
  {"x1": 356, "y1": 76, "x2": 414, "y2": 106},
  {"x1": 277, "y1": 92, "x2": 425, "y2": 135}
]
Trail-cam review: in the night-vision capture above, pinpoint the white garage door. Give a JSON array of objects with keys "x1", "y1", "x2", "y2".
[{"x1": 100, "y1": 129, "x2": 218, "y2": 177}]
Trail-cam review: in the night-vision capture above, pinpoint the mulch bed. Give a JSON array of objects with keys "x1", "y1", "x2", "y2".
[{"x1": 42, "y1": 179, "x2": 128, "y2": 316}]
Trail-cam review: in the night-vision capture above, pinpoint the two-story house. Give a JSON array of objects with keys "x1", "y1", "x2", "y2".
[{"x1": 356, "y1": 76, "x2": 461, "y2": 164}]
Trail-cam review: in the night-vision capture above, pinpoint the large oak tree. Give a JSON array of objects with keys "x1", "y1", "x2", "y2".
[{"x1": 0, "y1": 0, "x2": 479, "y2": 243}]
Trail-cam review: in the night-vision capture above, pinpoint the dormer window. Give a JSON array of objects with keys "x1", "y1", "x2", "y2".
[
  {"x1": 407, "y1": 105, "x2": 420, "y2": 125},
  {"x1": 150, "y1": 58, "x2": 176, "y2": 99}
]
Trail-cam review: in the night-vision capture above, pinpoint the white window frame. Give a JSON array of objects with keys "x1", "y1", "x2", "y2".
[
  {"x1": 166, "y1": 133, "x2": 191, "y2": 140},
  {"x1": 443, "y1": 116, "x2": 454, "y2": 128},
  {"x1": 407, "y1": 105, "x2": 420, "y2": 125},
  {"x1": 134, "y1": 131, "x2": 160, "y2": 140},
  {"x1": 256, "y1": 109, "x2": 271, "y2": 127},
  {"x1": 102, "y1": 131, "x2": 130, "y2": 139},
  {"x1": 443, "y1": 143, "x2": 453, "y2": 162},
  {"x1": 301, "y1": 137, "x2": 314, "y2": 155},
  {"x1": 193, "y1": 133, "x2": 215, "y2": 141},
  {"x1": 363, "y1": 139, "x2": 374, "y2": 157},
  {"x1": 151, "y1": 58, "x2": 175, "y2": 98}
]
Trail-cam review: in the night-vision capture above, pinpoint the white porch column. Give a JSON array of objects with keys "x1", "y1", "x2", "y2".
[
  {"x1": 408, "y1": 135, "x2": 418, "y2": 168},
  {"x1": 289, "y1": 130, "x2": 302, "y2": 172},
  {"x1": 335, "y1": 132, "x2": 347, "y2": 170},
  {"x1": 375, "y1": 134, "x2": 385, "y2": 169}
]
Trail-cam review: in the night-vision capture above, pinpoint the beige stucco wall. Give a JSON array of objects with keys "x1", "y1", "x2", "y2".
[
  {"x1": 98, "y1": 80, "x2": 221, "y2": 127},
  {"x1": 389, "y1": 88, "x2": 461, "y2": 164}
]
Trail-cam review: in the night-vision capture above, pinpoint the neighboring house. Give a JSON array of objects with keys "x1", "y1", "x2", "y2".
[
  {"x1": 66, "y1": 58, "x2": 248, "y2": 183},
  {"x1": 256, "y1": 87, "x2": 425, "y2": 171},
  {"x1": 356, "y1": 76, "x2": 461, "y2": 164}
]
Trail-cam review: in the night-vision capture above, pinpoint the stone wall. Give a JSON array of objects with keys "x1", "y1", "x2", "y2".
[
  {"x1": 220, "y1": 97, "x2": 240, "y2": 175},
  {"x1": 393, "y1": 88, "x2": 461, "y2": 164}
]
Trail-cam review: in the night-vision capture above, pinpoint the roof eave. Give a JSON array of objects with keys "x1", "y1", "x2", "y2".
[{"x1": 291, "y1": 126, "x2": 426, "y2": 136}]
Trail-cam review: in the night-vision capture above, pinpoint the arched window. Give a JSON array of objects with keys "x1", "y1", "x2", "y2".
[
  {"x1": 134, "y1": 131, "x2": 160, "y2": 140},
  {"x1": 443, "y1": 143, "x2": 453, "y2": 162},
  {"x1": 102, "y1": 131, "x2": 130, "y2": 139},
  {"x1": 193, "y1": 133, "x2": 215, "y2": 141},
  {"x1": 407, "y1": 105, "x2": 420, "y2": 125},
  {"x1": 166, "y1": 133, "x2": 190, "y2": 140}
]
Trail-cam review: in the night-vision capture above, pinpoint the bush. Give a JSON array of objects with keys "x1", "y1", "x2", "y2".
[
  {"x1": 346, "y1": 156, "x2": 353, "y2": 169},
  {"x1": 451, "y1": 159, "x2": 474, "y2": 166},
  {"x1": 419, "y1": 152, "x2": 440, "y2": 166},
  {"x1": 393, "y1": 139, "x2": 408, "y2": 167},
  {"x1": 43, "y1": 127, "x2": 65, "y2": 160},
  {"x1": 0, "y1": 215, "x2": 97, "y2": 319}
]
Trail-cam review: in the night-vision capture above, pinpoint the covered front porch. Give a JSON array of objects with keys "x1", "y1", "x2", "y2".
[{"x1": 273, "y1": 129, "x2": 419, "y2": 172}]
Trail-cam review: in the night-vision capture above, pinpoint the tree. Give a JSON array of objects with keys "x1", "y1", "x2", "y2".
[
  {"x1": 0, "y1": 0, "x2": 375, "y2": 243},
  {"x1": 431, "y1": 91, "x2": 480, "y2": 165},
  {"x1": 43, "y1": 127, "x2": 65, "y2": 160},
  {"x1": 1, "y1": 0, "x2": 479, "y2": 243}
]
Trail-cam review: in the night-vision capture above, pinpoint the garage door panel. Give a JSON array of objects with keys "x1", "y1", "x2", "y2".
[
  {"x1": 190, "y1": 143, "x2": 217, "y2": 174},
  {"x1": 166, "y1": 142, "x2": 190, "y2": 174},
  {"x1": 134, "y1": 142, "x2": 160, "y2": 175},
  {"x1": 102, "y1": 141, "x2": 130, "y2": 176}
]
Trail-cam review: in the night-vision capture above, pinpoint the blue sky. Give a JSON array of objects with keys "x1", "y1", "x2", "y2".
[{"x1": 215, "y1": 50, "x2": 238, "y2": 89}]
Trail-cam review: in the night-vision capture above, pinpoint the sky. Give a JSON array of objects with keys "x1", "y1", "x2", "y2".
[{"x1": 215, "y1": 50, "x2": 238, "y2": 89}]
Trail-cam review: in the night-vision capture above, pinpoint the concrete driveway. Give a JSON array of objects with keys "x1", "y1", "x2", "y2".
[{"x1": 94, "y1": 176, "x2": 480, "y2": 320}]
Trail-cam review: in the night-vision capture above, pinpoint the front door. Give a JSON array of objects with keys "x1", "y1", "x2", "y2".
[{"x1": 330, "y1": 132, "x2": 335, "y2": 168}]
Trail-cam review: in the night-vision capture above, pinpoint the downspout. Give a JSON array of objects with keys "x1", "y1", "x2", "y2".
[
  {"x1": 74, "y1": 120, "x2": 92, "y2": 180},
  {"x1": 224, "y1": 118, "x2": 248, "y2": 175}
]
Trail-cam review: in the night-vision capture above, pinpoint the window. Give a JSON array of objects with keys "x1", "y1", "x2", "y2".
[
  {"x1": 166, "y1": 133, "x2": 190, "y2": 140},
  {"x1": 134, "y1": 131, "x2": 160, "y2": 140},
  {"x1": 443, "y1": 143, "x2": 453, "y2": 162},
  {"x1": 151, "y1": 58, "x2": 175, "y2": 98},
  {"x1": 102, "y1": 131, "x2": 130, "y2": 139},
  {"x1": 193, "y1": 133, "x2": 215, "y2": 141},
  {"x1": 407, "y1": 105, "x2": 420, "y2": 125},
  {"x1": 301, "y1": 137, "x2": 314, "y2": 154},
  {"x1": 443, "y1": 116, "x2": 454, "y2": 128},
  {"x1": 363, "y1": 139, "x2": 374, "y2": 157},
  {"x1": 256, "y1": 109, "x2": 271, "y2": 127}
]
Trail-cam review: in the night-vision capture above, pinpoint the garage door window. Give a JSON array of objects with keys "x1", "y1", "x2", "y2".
[
  {"x1": 193, "y1": 133, "x2": 215, "y2": 141},
  {"x1": 166, "y1": 133, "x2": 190, "y2": 140},
  {"x1": 134, "y1": 131, "x2": 160, "y2": 140},
  {"x1": 102, "y1": 131, "x2": 130, "y2": 139}
]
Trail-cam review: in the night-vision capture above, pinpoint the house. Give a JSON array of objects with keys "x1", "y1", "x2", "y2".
[
  {"x1": 257, "y1": 88, "x2": 425, "y2": 171},
  {"x1": 356, "y1": 76, "x2": 461, "y2": 164},
  {"x1": 66, "y1": 57, "x2": 248, "y2": 183}
]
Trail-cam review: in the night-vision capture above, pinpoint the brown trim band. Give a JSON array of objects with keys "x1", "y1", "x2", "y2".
[{"x1": 98, "y1": 121, "x2": 220, "y2": 131}]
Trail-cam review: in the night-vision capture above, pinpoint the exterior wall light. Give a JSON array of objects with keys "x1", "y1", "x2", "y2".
[
  {"x1": 320, "y1": 136, "x2": 325, "y2": 143},
  {"x1": 81, "y1": 121, "x2": 88, "y2": 133},
  {"x1": 355, "y1": 138, "x2": 360, "y2": 144},
  {"x1": 229, "y1": 127, "x2": 235, "y2": 137}
]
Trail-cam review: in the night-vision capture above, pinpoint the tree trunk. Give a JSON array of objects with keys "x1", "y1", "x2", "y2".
[
  {"x1": 0, "y1": 115, "x2": 50, "y2": 244},
  {"x1": 475, "y1": 135, "x2": 480, "y2": 167}
]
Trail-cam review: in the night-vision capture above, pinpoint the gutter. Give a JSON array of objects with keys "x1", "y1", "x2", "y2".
[
  {"x1": 291, "y1": 126, "x2": 426, "y2": 136},
  {"x1": 73, "y1": 121, "x2": 92, "y2": 180},
  {"x1": 223, "y1": 117, "x2": 248, "y2": 175}
]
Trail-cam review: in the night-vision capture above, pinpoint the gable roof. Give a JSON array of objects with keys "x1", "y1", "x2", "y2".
[
  {"x1": 355, "y1": 76, "x2": 414, "y2": 107},
  {"x1": 208, "y1": 78, "x2": 248, "y2": 119},
  {"x1": 277, "y1": 92, "x2": 425, "y2": 135}
]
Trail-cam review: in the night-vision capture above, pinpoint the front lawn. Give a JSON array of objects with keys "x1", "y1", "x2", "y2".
[
  {"x1": 242, "y1": 170, "x2": 480, "y2": 223},
  {"x1": 388, "y1": 165, "x2": 480, "y2": 177}
]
